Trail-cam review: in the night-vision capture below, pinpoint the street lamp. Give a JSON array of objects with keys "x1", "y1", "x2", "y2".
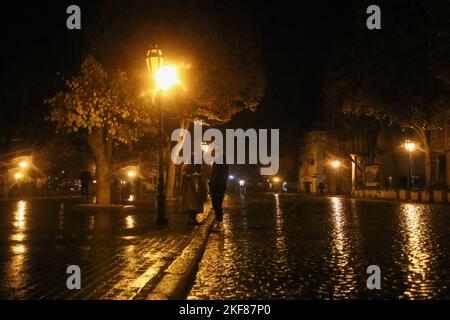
[
  {"x1": 272, "y1": 176, "x2": 281, "y2": 193},
  {"x1": 19, "y1": 161, "x2": 28, "y2": 169},
  {"x1": 404, "y1": 139, "x2": 416, "y2": 190},
  {"x1": 127, "y1": 169, "x2": 137, "y2": 179},
  {"x1": 14, "y1": 172, "x2": 23, "y2": 181},
  {"x1": 331, "y1": 160, "x2": 341, "y2": 169},
  {"x1": 146, "y1": 46, "x2": 180, "y2": 225},
  {"x1": 330, "y1": 160, "x2": 342, "y2": 194},
  {"x1": 201, "y1": 141, "x2": 209, "y2": 153},
  {"x1": 155, "y1": 66, "x2": 180, "y2": 91}
]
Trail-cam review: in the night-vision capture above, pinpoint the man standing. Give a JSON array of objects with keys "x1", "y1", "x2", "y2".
[
  {"x1": 209, "y1": 161, "x2": 228, "y2": 228},
  {"x1": 80, "y1": 170, "x2": 92, "y2": 202}
]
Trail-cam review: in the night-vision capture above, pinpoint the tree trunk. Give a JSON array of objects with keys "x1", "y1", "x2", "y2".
[
  {"x1": 87, "y1": 128, "x2": 112, "y2": 205},
  {"x1": 412, "y1": 126, "x2": 432, "y2": 190},
  {"x1": 166, "y1": 144, "x2": 176, "y2": 199},
  {"x1": 166, "y1": 118, "x2": 189, "y2": 199},
  {"x1": 424, "y1": 140, "x2": 432, "y2": 190}
]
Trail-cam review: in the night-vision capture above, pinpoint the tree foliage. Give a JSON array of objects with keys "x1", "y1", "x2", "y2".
[
  {"x1": 45, "y1": 56, "x2": 154, "y2": 204},
  {"x1": 46, "y1": 56, "x2": 152, "y2": 144},
  {"x1": 324, "y1": 0, "x2": 450, "y2": 187},
  {"x1": 333, "y1": 1, "x2": 450, "y2": 131},
  {"x1": 85, "y1": 0, "x2": 265, "y2": 125}
]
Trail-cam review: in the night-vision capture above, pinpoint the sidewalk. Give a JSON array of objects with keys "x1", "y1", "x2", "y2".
[{"x1": 0, "y1": 197, "x2": 212, "y2": 300}]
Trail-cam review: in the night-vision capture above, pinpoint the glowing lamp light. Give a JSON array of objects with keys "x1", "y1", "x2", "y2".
[
  {"x1": 146, "y1": 46, "x2": 164, "y2": 79},
  {"x1": 228, "y1": 175, "x2": 235, "y2": 180},
  {"x1": 201, "y1": 142, "x2": 209, "y2": 153},
  {"x1": 404, "y1": 140, "x2": 416, "y2": 152},
  {"x1": 331, "y1": 160, "x2": 341, "y2": 169},
  {"x1": 155, "y1": 66, "x2": 180, "y2": 91},
  {"x1": 273, "y1": 177, "x2": 281, "y2": 183},
  {"x1": 19, "y1": 161, "x2": 28, "y2": 169},
  {"x1": 128, "y1": 195, "x2": 135, "y2": 202},
  {"x1": 127, "y1": 170, "x2": 137, "y2": 179}
]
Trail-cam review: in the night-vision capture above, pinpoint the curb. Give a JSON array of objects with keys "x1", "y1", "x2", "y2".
[
  {"x1": 69, "y1": 204, "x2": 137, "y2": 212},
  {"x1": 146, "y1": 209, "x2": 216, "y2": 300}
]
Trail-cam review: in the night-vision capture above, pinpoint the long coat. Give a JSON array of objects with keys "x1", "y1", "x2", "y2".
[{"x1": 180, "y1": 172, "x2": 203, "y2": 213}]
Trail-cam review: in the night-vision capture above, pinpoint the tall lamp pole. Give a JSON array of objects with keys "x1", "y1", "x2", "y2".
[
  {"x1": 404, "y1": 140, "x2": 416, "y2": 191},
  {"x1": 331, "y1": 160, "x2": 341, "y2": 194},
  {"x1": 146, "y1": 46, "x2": 180, "y2": 225},
  {"x1": 146, "y1": 46, "x2": 167, "y2": 225}
]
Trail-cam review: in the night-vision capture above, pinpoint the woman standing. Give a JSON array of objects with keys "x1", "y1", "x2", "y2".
[{"x1": 180, "y1": 164, "x2": 204, "y2": 225}]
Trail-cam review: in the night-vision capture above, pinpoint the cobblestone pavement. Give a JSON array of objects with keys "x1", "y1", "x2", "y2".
[
  {"x1": 0, "y1": 198, "x2": 196, "y2": 299},
  {"x1": 188, "y1": 193, "x2": 450, "y2": 299}
]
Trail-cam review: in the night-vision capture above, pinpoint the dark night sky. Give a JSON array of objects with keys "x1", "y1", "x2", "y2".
[
  {"x1": 1, "y1": 0, "x2": 355, "y2": 135},
  {"x1": 234, "y1": 0, "x2": 353, "y2": 129},
  {"x1": 0, "y1": 0, "x2": 365, "y2": 180}
]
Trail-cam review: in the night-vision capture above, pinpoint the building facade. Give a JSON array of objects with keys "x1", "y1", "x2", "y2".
[
  {"x1": 299, "y1": 126, "x2": 425, "y2": 194},
  {"x1": 430, "y1": 109, "x2": 450, "y2": 189}
]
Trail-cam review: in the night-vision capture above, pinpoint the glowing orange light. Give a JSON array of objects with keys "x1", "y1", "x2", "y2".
[
  {"x1": 19, "y1": 161, "x2": 28, "y2": 169},
  {"x1": 155, "y1": 66, "x2": 180, "y2": 91},
  {"x1": 14, "y1": 172, "x2": 23, "y2": 180},
  {"x1": 331, "y1": 160, "x2": 341, "y2": 169},
  {"x1": 405, "y1": 140, "x2": 416, "y2": 152},
  {"x1": 127, "y1": 170, "x2": 137, "y2": 179}
]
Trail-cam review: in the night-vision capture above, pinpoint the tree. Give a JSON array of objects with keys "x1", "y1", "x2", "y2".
[
  {"x1": 85, "y1": 0, "x2": 266, "y2": 197},
  {"x1": 46, "y1": 56, "x2": 152, "y2": 204},
  {"x1": 326, "y1": 0, "x2": 450, "y2": 189}
]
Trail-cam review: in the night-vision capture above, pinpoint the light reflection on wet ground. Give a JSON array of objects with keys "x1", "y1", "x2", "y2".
[
  {"x1": 188, "y1": 194, "x2": 450, "y2": 299},
  {"x1": 0, "y1": 198, "x2": 193, "y2": 299}
]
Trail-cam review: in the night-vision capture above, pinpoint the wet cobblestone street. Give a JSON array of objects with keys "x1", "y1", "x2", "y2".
[
  {"x1": 188, "y1": 194, "x2": 450, "y2": 299},
  {"x1": 0, "y1": 198, "x2": 194, "y2": 299}
]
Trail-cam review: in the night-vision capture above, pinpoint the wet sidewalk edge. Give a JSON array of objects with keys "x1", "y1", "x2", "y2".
[{"x1": 146, "y1": 209, "x2": 216, "y2": 300}]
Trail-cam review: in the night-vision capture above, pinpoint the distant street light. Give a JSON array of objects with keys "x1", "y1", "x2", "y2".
[
  {"x1": 404, "y1": 140, "x2": 416, "y2": 152},
  {"x1": 127, "y1": 170, "x2": 137, "y2": 179},
  {"x1": 272, "y1": 176, "x2": 282, "y2": 193},
  {"x1": 14, "y1": 172, "x2": 23, "y2": 181},
  {"x1": 201, "y1": 141, "x2": 209, "y2": 153},
  {"x1": 331, "y1": 160, "x2": 341, "y2": 169},
  {"x1": 330, "y1": 160, "x2": 342, "y2": 194},
  {"x1": 146, "y1": 45, "x2": 181, "y2": 225},
  {"x1": 19, "y1": 161, "x2": 29, "y2": 169},
  {"x1": 404, "y1": 139, "x2": 416, "y2": 190}
]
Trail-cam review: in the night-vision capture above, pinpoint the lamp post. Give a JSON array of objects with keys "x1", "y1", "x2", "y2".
[
  {"x1": 331, "y1": 160, "x2": 341, "y2": 194},
  {"x1": 272, "y1": 176, "x2": 281, "y2": 192},
  {"x1": 404, "y1": 139, "x2": 416, "y2": 190},
  {"x1": 146, "y1": 46, "x2": 180, "y2": 225},
  {"x1": 147, "y1": 46, "x2": 168, "y2": 225}
]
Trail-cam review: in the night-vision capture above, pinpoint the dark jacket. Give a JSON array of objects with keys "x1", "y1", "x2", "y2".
[
  {"x1": 209, "y1": 162, "x2": 228, "y2": 191},
  {"x1": 80, "y1": 171, "x2": 92, "y2": 186}
]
